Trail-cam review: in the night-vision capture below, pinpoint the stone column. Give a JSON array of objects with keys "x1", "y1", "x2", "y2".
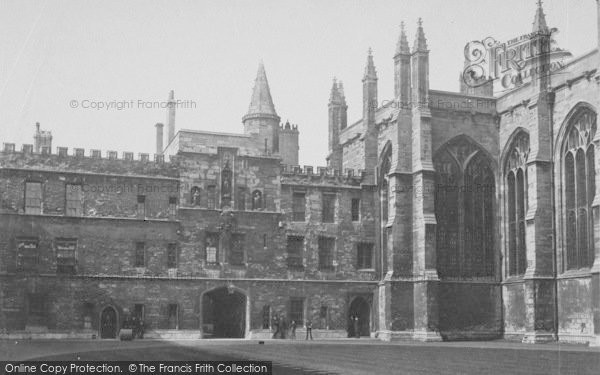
[
  {"x1": 411, "y1": 106, "x2": 440, "y2": 341},
  {"x1": 521, "y1": 31, "x2": 557, "y2": 341}
]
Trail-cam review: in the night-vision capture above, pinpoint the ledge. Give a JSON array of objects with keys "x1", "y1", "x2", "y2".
[
  {"x1": 0, "y1": 212, "x2": 180, "y2": 224},
  {"x1": 557, "y1": 269, "x2": 592, "y2": 280},
  {"x1": 0, "y1": 273, "x2": 380, "y2": 284}
]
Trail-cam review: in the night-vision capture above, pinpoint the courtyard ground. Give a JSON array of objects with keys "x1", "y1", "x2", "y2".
[{"x1": 1, "y1": 338, "x2": 599, "y2": 375}]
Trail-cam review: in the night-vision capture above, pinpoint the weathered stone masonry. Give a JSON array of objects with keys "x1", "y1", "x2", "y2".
[{"x1": 1, "y1": 2, "x2": 599, "y2": 345}]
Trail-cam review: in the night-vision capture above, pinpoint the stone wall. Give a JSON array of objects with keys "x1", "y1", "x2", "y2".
[{"x1": 0, "y1": 276, "x2": 377, "y2": 335}]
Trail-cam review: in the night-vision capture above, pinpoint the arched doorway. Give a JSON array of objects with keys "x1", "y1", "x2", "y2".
[
  {"x1": 100, "y1": 306, "x2": 118, "y2": 339},
  {"x1": 202, "y1": 287, "x2": 246, "y2": 338},
  {"x1": 348, "y1": 297, "x2": 370, "y2": 337}
]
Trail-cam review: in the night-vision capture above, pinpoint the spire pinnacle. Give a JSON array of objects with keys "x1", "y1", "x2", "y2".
[
  {"x1": 246, "y1": 61, "x2": 277, "y2": 117},
  {"x1": 329, "y1": 77, "x2": 340, "y2": 102},
  {"x1": 364, "y1": 48, "x2": 377, "y2": 80},
  {"x1": 337, "y1": 80, "x2": 345, "y2": 98},
  {"x1": 532, "y1": 0, "x2": 549, "y2": 33},
  {"x1": 396, "y1": 21, "x2": 410, "y2": 55},
  {"x1": 413, "y1": 18, "x2": 428, "y2": 52}
]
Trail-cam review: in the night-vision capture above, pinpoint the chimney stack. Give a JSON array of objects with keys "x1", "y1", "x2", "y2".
[
  {"x1": 167, "y1": 90, "x2": 176, "y2": 144},
  {"x1": 155, "y1": 123, "x2": 164, "y2": 155}
]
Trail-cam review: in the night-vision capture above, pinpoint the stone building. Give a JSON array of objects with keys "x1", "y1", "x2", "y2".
[{"x1": 0, "y1": 2, "x2": 599, "y2": 345}]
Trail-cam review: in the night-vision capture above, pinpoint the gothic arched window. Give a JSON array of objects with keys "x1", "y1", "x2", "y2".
[
  {"x1": 435, "y1": 150, "x2": 460, "y2": 277},
  {"x1": 434, "y1": 137, "x2": 495, "y2": 278},
  {"x1": 563, "y1": 109, "x2": 596, "y2": 270},
  {"x1": 505, "y1": 132, "x2": 529, "y2": 276}
]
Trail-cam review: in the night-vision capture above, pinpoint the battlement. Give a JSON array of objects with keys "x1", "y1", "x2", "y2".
[
  {"x1": 0, "y1": 143, "x2": 179, "y2": 178},
  {"x1": 1, "y1": 143, "x2": 168, "y2": 163},
  {"x1": 280, "y1": 164, "x2": 364, "y2": 185}
]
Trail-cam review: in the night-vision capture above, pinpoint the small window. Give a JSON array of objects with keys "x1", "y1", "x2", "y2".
[
  {"x1": 168, "y1": 197, "x2": 177, "y2": 217},
  {"x1": 16, "y1": 238, "x2": 38, "y2": 272},
  {"x1": 167, "y1": 243, "x2": 177, "y2": 269},
  {"x1": 207, "y1": 185, "x2": 216, "y2": 209},
  {"x1": 137, "y1": 195, "x2": 146, "y2": 218},
  {"x1": 190, "y1": 186, "x2": 201, "y2": 206},
  {"x1": 28, "y1": 294, "x2": 45, "y2": 317},
  {"x1": 351, "y1": 198, "x2": 360, "y2": 221},
  {"x1": 133, "y1": 304, "x2": 144, "y2": 321},
  {"x1": 167, "y1": 304, "x2": 178, "y2": 329},
  {"x1": 66, "y1": 184, "x2": 83, "y2": 216},
  {"x1": 262, "y1": 305, "x2": 270, "y2": 329},
  {"x1": 292, "y1": 192, "x2": 306, "y2": 221},
  {"x1": 286, "y1": 236, "x2": 304, "y2": 270},
  {"x1": 252, "y1": 190, "x2": 263, "y2": 210},
  {"x1": 322, "y1": 193, "x2": 336, "y2": 223},
  {"x1": 135, "y1": 242, "x2": 145, "y2": 267},
  {"x1": 320, "y1": 305, "x2": 328, "y2": 319},
  {"x1": 289, "y1": 298, "x2": 304, "y2": 325},
  {"x1": 318, "y1": 236, "x2": 335, "y2": 270},
  {"x1": 357, "y1": 243, "x2": 373, "y2": 269},
  {"x1": 205, "y1": 233, "x2": 219, "y2": 264},
  {"x1": 25, "y1": 182, "x2": 42, "y2": 214},
  {"x1": 230, "y1": 234, "x2": 245, "y2": 266},
  {"x1": 55, "y1": 238, "x2": 77, "y2": 274}
]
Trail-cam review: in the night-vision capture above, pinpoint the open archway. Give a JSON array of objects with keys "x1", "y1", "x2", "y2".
[
  {"x1": 202, "y1": 287, "x2": 247, "y2": 338},
  {"x1": 348, "y1": 297, "x2": 370, "y2": 337},
  {"x1": 99, "y1": 306, "x2": 118, "y2": 339}
]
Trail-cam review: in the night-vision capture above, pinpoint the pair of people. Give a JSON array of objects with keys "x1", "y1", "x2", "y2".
[
  {"x1": 271, "y1": 315, "x2": 287, "y2": 339},
  {"x1": 272, "y1": 315, "x2": 310, "y2": 340}
]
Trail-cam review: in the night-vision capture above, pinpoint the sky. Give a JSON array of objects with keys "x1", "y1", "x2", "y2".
[{"x1": 0, "y1": 0, "x2": 597, "y2": 166}]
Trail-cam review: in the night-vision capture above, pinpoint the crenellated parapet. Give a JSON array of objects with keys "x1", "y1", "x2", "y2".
[
  {"x1": 280, "y1": 164, "x2": 364, "y2": 186},
  {"x1": 0, "y1": 143, "x2": 179, "y2": 177}
]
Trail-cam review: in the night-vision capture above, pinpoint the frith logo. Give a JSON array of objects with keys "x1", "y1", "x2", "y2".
[{"x1": 462, "y1": 28, "x2": 568, "y2": 91}]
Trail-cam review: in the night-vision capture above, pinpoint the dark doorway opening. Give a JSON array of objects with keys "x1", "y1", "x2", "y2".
[
  {"x1": 100, "y1": 306, "x2": 117, "y2": 339},
  {"x1": 348, "y1": 297, "x2": 370, "y2": 337},
  {"x1": 202, "y1": 287, "x2": 246, "y2": 338}
]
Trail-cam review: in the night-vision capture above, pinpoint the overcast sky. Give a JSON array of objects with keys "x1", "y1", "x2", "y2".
[{"x1": 0, "y1": 0, "x2": 596, "y2": 166}]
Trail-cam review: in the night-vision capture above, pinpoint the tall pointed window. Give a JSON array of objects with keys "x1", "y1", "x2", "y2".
[
  {"x1": 434, "y1": 138, "x2": 495, "y2": 278},
  {"x1": 237, "y1": 187, "x2": 246, "y2": 211},
  {"x1": 563, "y1": 109, "x2": 596, "y2": 270},
  {"x1": 505, "y1": 132, "x2": 529, "y2": 276},
  {"x1": 435, "y1": 151, "x2": 460, "y2": 277}
]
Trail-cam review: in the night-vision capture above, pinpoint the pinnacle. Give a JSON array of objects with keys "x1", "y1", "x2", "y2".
[{"x1": 246, "y1": 62, "x2": 277, "y2": 117}]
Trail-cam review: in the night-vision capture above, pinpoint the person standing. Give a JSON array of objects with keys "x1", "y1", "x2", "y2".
[
  {"x1": 280, "y1": 316, "x2": 287, "y2": 339},
  {"x1": 290, "y1": 320, "x2": 297, "y2": 340},
  {"x1": 139, "y1": 319, "x2": 145, "y2": 339},
  {"x1": 272, "y1": 315, "x2": 280, "y2": 339},
  {"x1": 353, "y1": 316, "x2": 360, "y2": 338},
  {"x1": 305, "y1": 319, "x2": 313, "y2": 340}
]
